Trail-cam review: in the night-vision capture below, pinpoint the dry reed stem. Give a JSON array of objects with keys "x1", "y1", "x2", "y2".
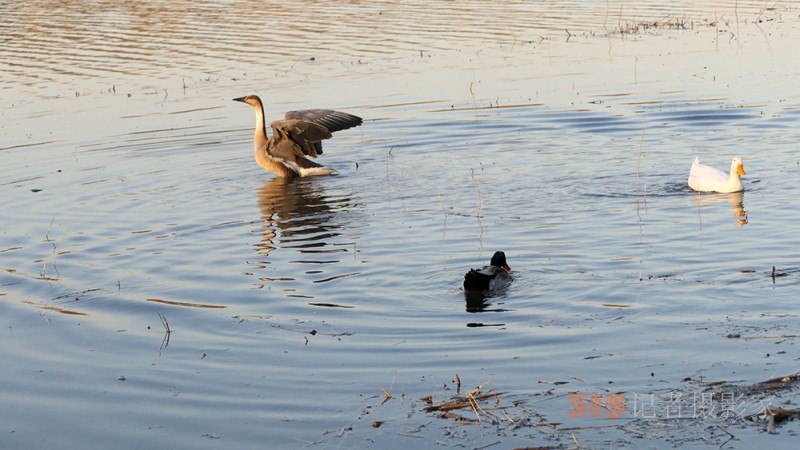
[
  {"x1": 635, "y1": 129, "x2": 645, "y2": 196},
  {"x1": 470, "y1": 169, "x2": 484, "y2": 238},
  {"x1": 571, "y1": 432, "x2": 581, "y2": 448},
  {"x1": 423, "y1": 392, "x2": 499, "y2": 412},
  {"x1": 465, "y1": 382, "x2": 493, "y2": 423},
  {"x1": 467, "y1": 394, "x2": 482, "y2": 422}
]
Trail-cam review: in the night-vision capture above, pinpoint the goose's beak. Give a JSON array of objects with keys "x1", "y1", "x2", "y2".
[
  {"x1": 502, "y1": 264, "x2": 511, "y2": 272},
  {"x1": 232, "y1": 96, "x2": 247, "y2": 103},
  {"x1": 737, "y1": 163, "x2": 745, "y2": 176}
]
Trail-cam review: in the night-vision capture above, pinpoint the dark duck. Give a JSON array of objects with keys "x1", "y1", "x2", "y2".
[{"x1": 463, "y1": 251, "x2": 511, "y2": 292}]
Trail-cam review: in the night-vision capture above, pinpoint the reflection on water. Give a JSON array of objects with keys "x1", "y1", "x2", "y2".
[
  {"x1": 254, "y1": 177, "x2": 359, "y2": 292},
  {"x1": 463, "y1": 272, "x2": 513, "y2": 313},
  {"x1": 257, "y1": 177, "x2": 302, "y2": 256},
  {"x1": 4, "y1": 1, "x2": 800, "y2": 449},
  {"x1": 692, "y1": 191, "x2": 748, "y2": 226},
  {"x1": 256, "y1": 177, "x2": 343, "y2": 256},
  {"x1": 464, "y1": 291, "x2": 512, "y2": 313}
]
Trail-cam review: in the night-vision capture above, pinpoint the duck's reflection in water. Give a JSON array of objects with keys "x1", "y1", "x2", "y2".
[
  {"x1": 256, "y1": 177, "x2": 351, "y2": 257},
  {"x1": 463, "y1": 291, "x2": 512, "y2": 313},
  {"x1": 465, "y1": 291, "x2": 492, "y2": 313},
  {"x1": 692, "y1": 190, "x2": 748, "y2": 226}
]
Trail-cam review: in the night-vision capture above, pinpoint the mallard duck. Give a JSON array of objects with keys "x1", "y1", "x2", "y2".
[
  {"x1": 463, "y1": 251, "x2": 511, "y2": 292},
  {"x1": 688, "y1": 156, "x2": 745, "y2": 193},
  {"x1": 234, "y1": 95, "x2": 362, "y2": 177}
]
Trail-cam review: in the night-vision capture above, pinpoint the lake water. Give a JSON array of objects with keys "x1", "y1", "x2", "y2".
[{"x1": 2, "y1": 1, "x2": 800, "y2": 448}]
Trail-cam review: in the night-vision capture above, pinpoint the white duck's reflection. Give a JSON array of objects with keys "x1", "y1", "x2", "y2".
[
  {"x1": 256, "y1": 177, "x2": 348, "y2": 256},
  {"x1": 692, "y1": 190, "x2": 748, "y2": 226}
]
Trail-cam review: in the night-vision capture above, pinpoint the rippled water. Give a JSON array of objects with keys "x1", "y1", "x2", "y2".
[{"x1": 2, "y1": 1, "x2": 800, "y2": 448}]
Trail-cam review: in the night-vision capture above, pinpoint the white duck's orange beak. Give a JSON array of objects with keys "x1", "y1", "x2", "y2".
[{"x1": 737, "y1": 163, "x2": 745, "y2": 176}]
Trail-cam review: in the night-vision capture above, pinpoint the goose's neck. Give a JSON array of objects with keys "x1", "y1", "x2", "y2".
[{"x1": 252, "y1": 100, "x2": 268, "y2": 153}]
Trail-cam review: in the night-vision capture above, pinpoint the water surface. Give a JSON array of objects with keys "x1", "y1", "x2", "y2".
[{"x1": 2, "y1": 1, "x2": 800, "y2": 448}]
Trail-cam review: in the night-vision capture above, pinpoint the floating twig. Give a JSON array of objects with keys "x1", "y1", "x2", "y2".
[{"x1": 736, "y1": 334, "x2": 800, "y2": 340}]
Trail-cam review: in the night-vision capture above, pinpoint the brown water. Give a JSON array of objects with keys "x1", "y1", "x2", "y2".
[{"x1": 2, "y1": 1, "x2": 800, "y2": 448}]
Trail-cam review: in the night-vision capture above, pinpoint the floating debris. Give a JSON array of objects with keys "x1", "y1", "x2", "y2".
[
  {"x1": 146, "y1": 298, "x2": 225, "y2": 309},
  {"x1": 308, "y1": 302, "x2": 355, "y2": 308},
  {"x1": 771, "y1": 265, "x2": 789, "y2": 280}
]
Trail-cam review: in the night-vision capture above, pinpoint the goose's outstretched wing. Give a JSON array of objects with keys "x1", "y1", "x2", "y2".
[
  {"x1": 285, "y1": 109, "x2": 362, "y2": 155},
  {"x1": 269, "y1": 119, "x2": 332, "y2": 160}
]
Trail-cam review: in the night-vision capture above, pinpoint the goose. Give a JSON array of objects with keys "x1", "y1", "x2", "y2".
[
  {"x1": 234, "y1": 95, "x2": 362, "y2": 177},
  {"x1": 688, "y1": 156, "x2": 745, "y2": 193},
  {"x1": 463, "y1": 251, "x2": 511, "y2": 292}
]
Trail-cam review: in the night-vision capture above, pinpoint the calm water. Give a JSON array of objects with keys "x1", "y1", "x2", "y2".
[{"x1": 2, "y1": 1, "x2": 800, "y2": 448}]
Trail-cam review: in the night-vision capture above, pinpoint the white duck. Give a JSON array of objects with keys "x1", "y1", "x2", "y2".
[{"x1": 687, "y1": 156, "x2": 745, "y2": 193}]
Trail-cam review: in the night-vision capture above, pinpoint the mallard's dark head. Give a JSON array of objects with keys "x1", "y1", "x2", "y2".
[{"x1": 490, "y1": 251, "x2": 510, "y2": 272}]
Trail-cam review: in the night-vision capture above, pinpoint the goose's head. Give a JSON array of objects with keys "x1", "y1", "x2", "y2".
[
  {"x1": 233, "y1": 95, "x2": 263, "y2": 108},
  {"x1": 731, "y1": 156, "x2": 745, "y2": 177},
  {"x1": 490, "y1": 251, "x2": 511, "y2": 272}
]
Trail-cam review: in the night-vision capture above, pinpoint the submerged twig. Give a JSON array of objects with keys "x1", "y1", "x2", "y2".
[
  {"x1": 470, "y1": 169, "x2": 484, "y2": 240},
  {"x1": 41, "y1": 218, "x2": 67, "y2": 279},
  {"x1": 41, "y1": 217, "x2": 56, "y2": 278},
  {"x1": 158, "y1": 311, "x2": 171, "y2": 333},
  {"x1": 771, "y1": 265, "x2": 788, "y2": 282},
  {"x1": 718, "y1": 426, "x2": 735, "y2": 447},
  {"x1": 635, "y1": 129, "x2": 646, "y2": 197},
  {"x1": 158, "y1": 311, "x2": 172, "y2": 349}
]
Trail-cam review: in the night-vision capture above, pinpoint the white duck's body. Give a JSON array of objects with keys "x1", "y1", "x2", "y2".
[{"x1": 688, "y1": 156, "x2": 745, "y2": 193}]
